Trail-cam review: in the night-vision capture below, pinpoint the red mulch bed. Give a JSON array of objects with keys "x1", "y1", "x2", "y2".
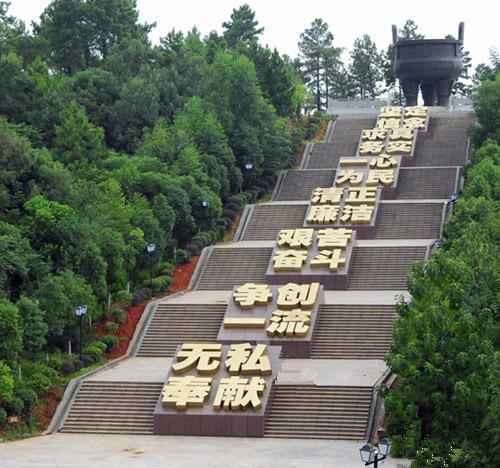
[
  {"x1": 31, "y1": 386, "x2": 62, "y2": 429},
  {"x1": 96, "y1": 256, "x2": 199, "y2": 360}
]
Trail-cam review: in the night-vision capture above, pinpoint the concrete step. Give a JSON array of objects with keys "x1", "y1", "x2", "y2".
[{"x1": 274, "y1": 170, "x2": 336, "y2": 201}]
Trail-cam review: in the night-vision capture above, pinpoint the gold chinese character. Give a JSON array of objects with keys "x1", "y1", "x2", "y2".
[
  {"x1": 317, "y1": 228, "x2": 353, "y2": 249},
  {"x1": 311, "y1": 187, "x2": 344, "y2": 205},
  {"x1": 162, "y1": 376, "x2": 212, "y2": 410},
  {"x1": 359, "y1": 141, "x2": 385, "y2": 156},
  {"x1": 379, "y1": 106, "x2": 403, "y2": 118},
  {"x1": 273, "y1": 250, "x2": 308, "y2": 272},
  {"x1": 369, "y1": 154, "x2": 398, "y2": 169},
  {"x1": 266, "y1": 309, "x2": 311, "y2": 337},
  {"x1": 386, "y1": 141, "x2": 413, "y2": 155},
  {"x1": 233, "y1": 283, "x2": 273, "y2": 310},
  {"x1": 277, "y1": 282, "x2": 320, "y2": 310},
  {"x1": 213, "y1": 376, "x2": 266, "y2": 411},
  {"x1": 404, "y1": 106, "x2": 427, "y2": 117},
  {"x1": 223, "y1": 318, "x2": 266, "y2": 329},
  {"x1": 377, "y1": 118, "x2": 401, "y2": 130},
  {"x1": 310, "y1": 249, "x2": 347, "y2": 272},
  {"x1": 225, "y1": 343, "x2": 272, "y2": 376},
  {"x1": 306, "y1": 205, "x2": 340, "y2": 224},
  {"x1": 361, "y1": 129, "x2": 387, "y2": 141},
  {"x1": 339, "y1": 158, "x2": 369, "y2": 166},
  {"x1": 171, "y1": 343, "x2": 222, "y2": 375},
  {"x1": 277, "y1": 229, "x2": 314, "y2": 250},
  {"x1": 346, "y1": 187, "x2": 378, "y2": 205},
  {"x1": 366, "y1": 170, "x2": 395, "y2": 187},
  {"x1": 403, "y1": 117, "x2": 426, "y2": 130},
  {"x1": 390, "y1": 128, "x2": 414, "y2": 141},
  {"x1": 336, "y1": 170, "x2": 364, "y2": 186},
  {"x1": 340, "y1": 205, "x2": 375, "y2": 224}
]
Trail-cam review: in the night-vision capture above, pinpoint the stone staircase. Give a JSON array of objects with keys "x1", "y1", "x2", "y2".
[
  {"x1": 274, "y1": 169, "x2": 336, "y2": 201},
  {"x1": 240, "y1": 204, "x2": 307, "y2": 241},
  {"x1": 304, "y1": 118, "x2": 376, "y2": 169},
  {"x1": 264, "y1": 385, "x2": 372, "y2": 440},
  {"x1": 413, "y1": 116, "x2": 472, "y2": 167},
  {"x1": 311, "y1": 305, "x2": 396, "y2": 359},
  {"x1": 61, "y1": 381, "x2": 163, "y2": 435},
  {"x1": 195, "y1": 247, "x2": 272, "y2": 290},
  {"x1": 136, "y1": 304, "x2": 226, "y2": 357},
  {"x1": 374, "y1": 203, "x2": 443, "y2": 239},
  {"x1": 396, "y1": 167, "x2": 458, "y2": 199},
  {"x1": 348, "y1": 246, "x2": 427, "y2": 290}
]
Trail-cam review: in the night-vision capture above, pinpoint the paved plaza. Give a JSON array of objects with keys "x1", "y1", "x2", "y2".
[{"x1": 0, "y1": 434, "x2": 411, "y2": 467}]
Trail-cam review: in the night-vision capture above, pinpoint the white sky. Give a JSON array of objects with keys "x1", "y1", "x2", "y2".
[{"x1": 7, "y1": 0, "x2": 499, "y2": 69}]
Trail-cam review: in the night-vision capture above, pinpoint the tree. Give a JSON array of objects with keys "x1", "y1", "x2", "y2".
[
  {"x1": 35, "y1": 0, "x2": 152, "y2": 74},
  {"x1": 298, "y1": 18, "x2": 342, "y2": 110},
  {"x1": 53, "y1": 100, "x2": 106, "y2": 166},
  {"x1": 470, "y1": 73, "x2": 500, "y2": 146},
  {"x1": 35, "y1": 269, "x2": 96, "y2": 346},
  {"x1": 222, "y1": 4, "x2": 263, "y2": 49},
  {"x1": 17, "y1": 295, "x2": 48, "y2": 353},
  {"x1": 0, "y1": 299, "x2": 22, "y2": 366},
  {"x1": 349, "y1": 34, "x2": 384, "y2": 99}
]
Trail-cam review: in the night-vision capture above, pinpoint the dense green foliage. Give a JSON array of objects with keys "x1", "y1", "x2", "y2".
[
  {"x1": 383, "y1": 75, "x2": 499, "y2": 466},
  {"x1": 0, "y1": 1, "x2": 307, "y2": 428}
]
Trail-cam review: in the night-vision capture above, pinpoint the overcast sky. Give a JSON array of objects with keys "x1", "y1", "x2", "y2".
[{"x1": 7, "y1": 0, "x2": 499, "y2": 69}]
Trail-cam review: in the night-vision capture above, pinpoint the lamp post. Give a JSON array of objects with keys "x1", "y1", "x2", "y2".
[
  {"x1": 75, "y1": 305, "x2": 87, "y2": 360},
  {"x1": 200, "y1": 200, "x2": 208, "y2": 232},
  {"x1": 147, "y1": 243, "x2": 156, "y2": 293},
  {"x1": 359, "y1": 438, "x2": 392, "y2": 467}
]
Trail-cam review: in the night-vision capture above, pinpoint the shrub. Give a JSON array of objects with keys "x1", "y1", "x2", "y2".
[
  {"x1": 29, "y1": 373, "x2": 52, "y2": 395},
  {"x1": 253, "y1": 185, "x2": 267, "y2": 198},
  {"x1": 261, "y1": 175, "x2": 276, "y2": 186},
  {"x1": 82, "y1": 345, "x2": 104, "y2": 363},
  {"x1": 60, "y1": 360, "x2": 75, "y2": 376},
  {"x1": 255, "y1": 179, "x2": 270, "y2": 191},
  {"x1": 16, "y1": 388, "x2": 38, "y2": 411},
  {"x1": 105, "y1": 321, "x2": 119, "y2": 334},
  {"x1": 92, "y1": 341, "x2": 107, "y2": 353},
  {"x1": 132, "y1": 288, "x2": 152, "y2": 305},
  {"x1": 174, "y1": 249, "x2": 190, "y2": 264},
  {"x1": 0, "y1": 407, "x2": 6, "y2": 427},
  {"x1": 192, "y1": 232, "x2": 210, "y2": 246},
  {"x1": 73, "y1": 359, "x2": 83, "y2": 371},
  {"x1": 244, "y1": 189, "x2": 258, "y2": 202},
  {"x1": 222, "y1": 217, "x2": 233, "y2": 230},
  {"x1": 228, "y1": 194, "x2": 246, "y2": 208},
  {"x1": 100, "y1": 334, "x2": 118, "y2": 351},
  {"x1": 111, "y1": 308, "x2": 126, "y2": 325},
  {"x1": 186, "y1": 243, "x2": 201, "y2": 256},
  {"x1": 81, "y1": 354, "x2": 94, "y2": 367},
  {"x1": 113, "y1": 290, "x2": 132, "y2": 305},
  {"x1": 216, "y1": 218, "x2": 229, "y2": 234},
  {"x1": 2, "y1": 396, "x2": 24, "y2": 416},
  {"x1": 224, "y1": 202, "x2": 240, "y2": 212},
  {"x1": 222, "y1": 209, "x2": 237, "y2": 221}
]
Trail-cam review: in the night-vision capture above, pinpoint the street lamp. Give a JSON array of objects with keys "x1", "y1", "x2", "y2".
[
  {"x1": 75, "y1": 305, "x2": 87, "y2": 360},
  {"x1": 434, "y1": 239, "x2": 441, "y2": 249},
  {"x1": 147, "y1": 243, "x2": 156, "y2": 293},
  {"x1": 450, "y1": 193, "x2": 458, "y2": 203},
  {"x1": 245, "y1": 162, "x2": 253, "y2": 170},
  {"x1": 359, "y1": 439, "x2": 392, "y2": 467}
]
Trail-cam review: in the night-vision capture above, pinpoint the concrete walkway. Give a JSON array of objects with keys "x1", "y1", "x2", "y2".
[{"x1": 0, "y1": 433, "x2": 411, "y2": 468}]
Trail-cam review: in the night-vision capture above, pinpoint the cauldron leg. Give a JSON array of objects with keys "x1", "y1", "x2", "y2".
[
  {"x1": 401, "y1": 80, "x2": 419, "y2": 106},
  {"x1": 436, "y1": 78, "x2": 453, "y2": 107},
  {"x1": 421, "y1": 83, "x2": 437, "y2": 106}
]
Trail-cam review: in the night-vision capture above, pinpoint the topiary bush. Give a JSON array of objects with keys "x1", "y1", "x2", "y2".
[
  {"x1": 111, "y1": 308, "x2": 126, "y2": 325},
  {"x1": 73, "y1": 359, "x2": 83, "y2": 371},
  {"x1": 186, "y1": 243, "x2": 201, "y2": 256},
  {"x1": 174, "y1": 248, "x2": 190, "y2": 264},
  {"x1": 222, "y1": 209, "x2": 237, "y2": 221},
  {"x1": 224, "y1": 202, "x2": 240, "y2": 212},
  {"x1": 105, "y1": 321, "x2": 119, "y2": 334},
  {"x1": 81, "y1": 354, "x2": 94, "y2": 367},
  {"x1": 152, "y1": 275, "x2": 172, "y2": 292},
  {"x1": 61, "y1": 360, "x2": 75, "y2": 376},
  {"x1": 100, "y1": 334, "x2": 118, "y2": 351},
  {"x1": 83, "y1": 345, "x2": 104, "y2": 363},
  {"x1": 132, "y1": 287, "x2": 152, "y2": 305},
  {"x1": 113, "y1": 290, "x2": 132, "y2": 305}
]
